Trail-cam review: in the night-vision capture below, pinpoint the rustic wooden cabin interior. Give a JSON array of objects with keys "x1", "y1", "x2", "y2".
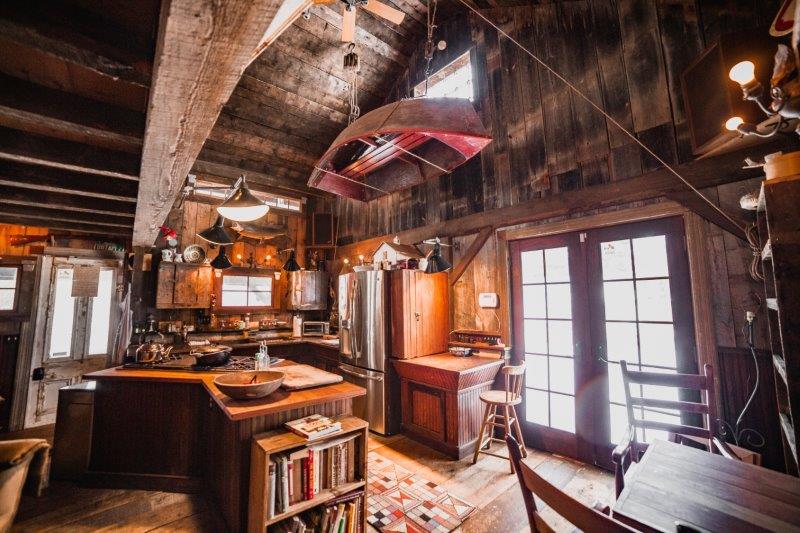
[{"x1": 2, "y1": 0, "x2": 800, "y2": 531}]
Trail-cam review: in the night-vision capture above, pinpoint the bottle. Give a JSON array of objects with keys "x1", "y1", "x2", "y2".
[
  {"x1": 292, "y1": 313, "x2": 303, "y2": 338},
  {"x1": 255, "y1": 345, "x2": 270, "y2": 370}
]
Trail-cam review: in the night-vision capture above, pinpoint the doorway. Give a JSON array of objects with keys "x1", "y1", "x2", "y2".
[
  {"x1": 23, "y1": 255, "x2": 123, "y2": 427},
  {"x1": 510, "y1": 216, "x2": 696, "y2": 467}
]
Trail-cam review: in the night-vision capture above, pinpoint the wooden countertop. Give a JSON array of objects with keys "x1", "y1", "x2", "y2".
[
  {"x1": 392, "y1": 354, "x2": 504, "y2": 390},
  {"x1": 85, "y1": 363, "x2": 364, "y2": 422},
  {"x1": 393, "y1": 353, "x2": 504, "y2": 373}
]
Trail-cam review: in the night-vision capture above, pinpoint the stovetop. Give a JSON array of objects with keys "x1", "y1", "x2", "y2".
[{"x1": 121, "y1": 356, "x2": 282, "y2": 372}]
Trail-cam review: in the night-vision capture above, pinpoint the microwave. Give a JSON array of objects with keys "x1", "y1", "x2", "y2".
[{"x1": 302, "y1": 321, "x2": 330, "y2": 337}]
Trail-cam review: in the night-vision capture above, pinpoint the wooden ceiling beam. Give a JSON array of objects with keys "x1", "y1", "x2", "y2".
[
  {"x1": 0, "y1": 74, "x2": 144, "y2": 153},
  {"x1": 0, "y1": 202, "x2": 134, "y2": 228},
  {"x1": 0, "y1": 185, "x2": 137, "y2": 217},
  {"x1": 237, "y1": 75, "x2": 348, "y2": 126},
  {"x1": 0, "y1": 127, "x2": 139, "y2": 180},
  {"x1": 192, "y1": 159, "x2": 323, "y2": 198},
  {"x1": 0, "y1": 160, "x2": 138, "y2": 202},
  {"x1": 132, "y1": 0, "x2": 285, "y2": 247},
  {"x1": 666, "y1": 190, "x2": 748, "y2": 242},
  {"x1": 0, "y1": 213, "x2": 131, "y2": 237},
  {"x1": 337, "y1": 138, "x2": 795, "y2": 256},
  {"x1": 215, "y1": 111, "x2": 330, "y2": 155}
]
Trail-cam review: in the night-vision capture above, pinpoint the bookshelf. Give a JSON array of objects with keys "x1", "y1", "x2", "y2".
[
  {"x1": 248, "y1": 415, "x2": 369, "y2": 532},
  {"x1": 757, "y1": 178, "x2": 800, "y2": 475}
]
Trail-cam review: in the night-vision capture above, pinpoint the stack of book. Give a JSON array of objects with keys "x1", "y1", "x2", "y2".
[
  {"x1": 285, "y1": 415, "x2": 343, "y2": 441},
  {"x1": 272, "y1": 490, "x2": 365, "y2": 533},
  {"x1": 268, "y1": 434, "x2": 358, "y2": 518}
]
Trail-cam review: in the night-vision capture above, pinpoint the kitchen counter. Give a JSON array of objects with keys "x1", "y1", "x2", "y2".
[
  {"x1": 393, "y1": 354, "x2": 504, "y2": 459},
  {"x1": 81, "y1": 362, "x2": 364, "y2": 531}
]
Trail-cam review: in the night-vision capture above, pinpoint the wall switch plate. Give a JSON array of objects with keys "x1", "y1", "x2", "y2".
[{"x1": 478, "y1": 292, "x2": 499, "y2": 308}]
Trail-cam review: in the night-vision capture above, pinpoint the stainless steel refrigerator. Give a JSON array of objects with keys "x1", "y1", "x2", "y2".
[{"x1": 338, "y1": 270, "x2": 400, "y2": 435}]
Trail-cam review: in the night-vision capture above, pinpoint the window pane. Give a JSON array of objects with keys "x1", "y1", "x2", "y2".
[
  {"x1": 544, "y1": 247, "x2": 570, "y2": 282},
  {"x1": 639, "y1": 323, "x2": 677, "y2": 368},
  {"x1": 88, "y1": 270, "x2": 114, "y2": 355},
  {"x1": 49, "y1": 269, "x2": 75, "y2": 358},
  {"x1": 546, "y1": 283, "x2": 571, "y2": 319},
  {"x1": 550, "y1": 393, "x2": 575, "y2": 433},
  {"x1": 525, "y1": 389, "x2": 548, "y2": 426},
  {"x1": 521, "y1": 250, "x2": 544, "y2": 284},
  {"x1": 0, "y1": 267, "x2": 17, "y2": 289},
  {"x1": 608, "y1": 362, "x2": 627, "y2": 404},
  {"x1": 610, "y1": 403, "x2": 629, "y2": 444},
  {"x1": 524, "y1": 319, "x2": 547, "y2": 354},
  {"x1": 549, "y1": 357, "x2": 574, "y2": 395},
  {"x1": 221, "y1": 291, "x2": 247, "y2": 307},
  {"x1": 0, "y1": 289, "x2": 14, "y2": 311},
  {"x1": 522, "y1": 285, "x2": 546, "y2": 318},
  {"x1": 547, "y1": 320, "x2": 573, "y2": 356},
  {"x1": 525, "y1": 354, "x2": 548, "y2": 389},
  {"x1": 636, "y1": 279, "x2": 673, "y2": 322},
  {"x1": 601, "y1": 240, "x2": 632, "y2": 280},
  {"x1": 249, "y1": 276, "x2": 273, "y2": 292},
  {"x1": 221, "y1": 275, "x2": 248, "y2": 291},
  {"x1": 603, "y1": 281, "x2": 636, "y2": 321},
  {"x1": 248, "y1": 291, "x2": 272, "y2": 307},
  {"x1": 605, "y1": 322, "x2": 638, "y2": 363},
  {"x1": 633, "y1": 235, "x2": 669, "y2": 278}
]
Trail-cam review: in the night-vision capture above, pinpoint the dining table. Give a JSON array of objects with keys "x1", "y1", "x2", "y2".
[{"x1": 612, "y1": 438, "x2": 800, "y2": 532}]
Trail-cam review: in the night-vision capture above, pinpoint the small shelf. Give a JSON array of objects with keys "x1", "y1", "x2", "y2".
[
  {"x1": 780, "y1": 413, "x2": 798, "y2": 464},
  {"x1": 767, "y1": 298, "x2": 779, "y2": 311},
  {"x1": 774, "y1": 354, "x2": 788, "y2": 387},
  {"x1": 762, "y1": 239, "x2": 773, "y2": 261},
  {"x1": 265, "y1": 480, "x2": 365, "y2": 526}
]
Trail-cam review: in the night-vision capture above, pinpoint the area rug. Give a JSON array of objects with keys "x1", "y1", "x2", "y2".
[{"x1": 366, "y1": 451, "x2": 476, "y2": 533}]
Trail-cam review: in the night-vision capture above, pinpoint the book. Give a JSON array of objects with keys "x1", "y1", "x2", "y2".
[
  {"x1": 268, "y1": 461, "x2": 276, "y2": 519},
  {"x1": 286, "y1": 414, "x2": 343, "y2": 441}
]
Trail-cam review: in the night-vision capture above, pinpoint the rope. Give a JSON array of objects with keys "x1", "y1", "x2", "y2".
[{"x1": 456, "y1": 0, "x2": 747, "y2": 234}]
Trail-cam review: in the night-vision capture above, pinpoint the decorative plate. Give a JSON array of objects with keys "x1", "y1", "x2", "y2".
[{"x1": 183, "y1": 244, "x2": 206, "y2": 264}]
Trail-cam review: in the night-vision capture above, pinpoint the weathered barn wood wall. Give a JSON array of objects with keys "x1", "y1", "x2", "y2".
[
  {"x1": 320, "y1": 0, "x2": 777, "y2": 352},
  {"x1": 0, "y1": 224, "x2": 48, "y2": 256}
]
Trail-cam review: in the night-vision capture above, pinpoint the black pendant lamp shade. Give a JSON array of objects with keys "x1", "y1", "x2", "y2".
[
  {"x1": 217, "y1": 176, "x2": 269, "y2": 222},
  {"x1": 197, "y1": 216, "x2": 239, "y2": 245},
  {"x1": 211, "y1": 246, "x2": 233, "y2": 270},
  {"x1": 425, "y1": 242, "x2": 451, "y2": 273},
  {"x1": 282, "y1": 250, "x2": 301, "y2": 272}
]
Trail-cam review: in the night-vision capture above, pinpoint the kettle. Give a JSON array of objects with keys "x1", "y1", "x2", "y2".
[{"x1": 135, "y1": 341, "x2": 173, "y2": 363}]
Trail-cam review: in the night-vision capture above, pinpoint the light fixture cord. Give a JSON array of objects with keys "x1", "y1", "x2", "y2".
[
  {"x1": 456, "y1": 0, "x2": 747, "y2": 235},
  {"x1": 423, "y1": 0, "x2": 439, "y2": 96}
]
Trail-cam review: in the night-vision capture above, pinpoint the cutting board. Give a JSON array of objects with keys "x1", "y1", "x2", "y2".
[{"x1": 278, "y1": 364, "x2": 343, "y2": 390}]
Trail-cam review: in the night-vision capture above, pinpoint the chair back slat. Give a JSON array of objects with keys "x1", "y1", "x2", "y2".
[
  {"x1": 629, "y1": 397, "x2": 709, "y2": 414},
  {"x1": 506, "y1": 435, "x2": 636, "y2": 533},
  {"x1": 630, "y1": 419, "x2": 711, "y2": 439},
  {"x1": 620, "y1": 366, "x2": 710, "y2": 389},
  {"x1": 503, "y1": 362, "x2": 525, "y2": 403}
]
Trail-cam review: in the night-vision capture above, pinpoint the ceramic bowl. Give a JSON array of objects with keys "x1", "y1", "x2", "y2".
[{"x1": 213, "y1": 371, "x2": 284, "y2": 400}]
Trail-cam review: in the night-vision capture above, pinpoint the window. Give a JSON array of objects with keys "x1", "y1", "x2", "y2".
[
  {"x1": 49, "y1": 268, "x2": 76, "y2": 358},
  {"x1": 414, "y1": 51, "x2": 473, "y2": 100},
  {"x1": 0, "y1": 267, "x2": 19, "y2": 311},
  {"x1": 221, "y1": 274, "x2": 273, "y2": 308},
  {"x1": 88, "y1": 270, "x2": 115, "y2": 355},
  {"x1": 193, "y1": 179, "x2": 303, "y2": 212}
]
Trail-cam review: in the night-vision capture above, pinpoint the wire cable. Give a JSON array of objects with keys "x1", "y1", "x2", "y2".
[{"x1": 455, "y1": 0, "x2": 747, "y2": 235}]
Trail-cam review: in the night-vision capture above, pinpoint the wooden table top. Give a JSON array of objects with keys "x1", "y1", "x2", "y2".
[
  {"x1": 612, "y1": 439, "x2": 800, "y2": 532},
  {"x1": 392, "y1": 354, "x2": 504, "y2": 373},
  {"x1": 85, "y1": 363, "x2": 365, "y2": 422}
]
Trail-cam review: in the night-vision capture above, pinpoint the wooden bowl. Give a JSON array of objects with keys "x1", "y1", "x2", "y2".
[{"x1": 213, "y1": 371, "x2": 284, "y2": 400}]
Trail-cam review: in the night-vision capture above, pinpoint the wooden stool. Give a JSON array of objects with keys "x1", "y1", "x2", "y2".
[{"x1": 472, "y1": 362, "x2": 527, "y2": 473}]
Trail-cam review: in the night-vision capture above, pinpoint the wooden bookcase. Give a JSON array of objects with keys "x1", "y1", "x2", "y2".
[
  {"x1": 757, "y1": 178, "x2": 800, "y2": 475},
  {"x1": 248, "y1": 416, "x2": 368, "y2": 532}
]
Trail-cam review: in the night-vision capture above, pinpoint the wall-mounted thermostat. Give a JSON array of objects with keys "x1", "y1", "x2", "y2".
[{"x1": 478, "y1": 292, "x2": 499, "y2": 308}]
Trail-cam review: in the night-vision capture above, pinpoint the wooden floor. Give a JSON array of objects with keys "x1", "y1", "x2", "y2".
[{"x1": 6, "y1": 428, "x2": 613, "y2": 532}]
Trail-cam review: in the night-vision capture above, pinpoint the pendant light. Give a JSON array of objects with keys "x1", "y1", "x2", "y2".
[
  {"x1": 216, "y1": 175, "x2": 269, "y2": 222},
  {"x1": 210, "y1": 246, "x2": 233, "y2": 270},
  {"x1": 197, "y1": 216, "x2": 239, "y2": 246},
  {"x1": 424, "y1": 238, "x2": 451, "y2": 273},
  {"x1": 282, "y1": 249, "x2": 301, "y2": 272}
]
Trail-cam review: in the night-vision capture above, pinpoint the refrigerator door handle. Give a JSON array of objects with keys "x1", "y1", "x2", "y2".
[{"x1": 338, "y1": 365, "x2": 384, "y2": 382}]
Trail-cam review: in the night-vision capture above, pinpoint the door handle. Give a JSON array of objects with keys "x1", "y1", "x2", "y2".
[{"x1": 338, "y1": 366, "x2": 384, "y2": 382}]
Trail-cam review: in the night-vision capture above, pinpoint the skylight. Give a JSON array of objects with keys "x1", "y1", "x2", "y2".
[{"x1": 414, "y1": 51, "x2": 473, "y2": 100}]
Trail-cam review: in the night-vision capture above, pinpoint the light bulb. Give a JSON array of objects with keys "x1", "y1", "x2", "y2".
[
  {"x1": 729, "y1": 61, "x2": 755, "y2": 85},
  {"x1": 725, "y1": 116, "x2": 744, "y2": 131},
  {"x1": 343, "y1": 258, "x2": 350, "y2": 265}
]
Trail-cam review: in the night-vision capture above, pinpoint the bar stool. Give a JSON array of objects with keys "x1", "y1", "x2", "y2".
[{"x1": 472, "y1": 362, "x2": 527, "y2": 473}]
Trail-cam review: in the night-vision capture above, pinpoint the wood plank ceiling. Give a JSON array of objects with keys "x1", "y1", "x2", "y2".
[{"x1": 0, "y1": 0, "x2": 429, "y2": 240}]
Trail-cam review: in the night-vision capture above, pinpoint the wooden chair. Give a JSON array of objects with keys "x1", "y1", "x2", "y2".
[
  {"x1": 472, "y1": 362, "x2": 526, "y2": 473},
  {"x1": 612, "y1": 361, "x2": 738, "y2": 497},
  {"x1": 506, "y1": 434, "x2": 637, "y2": 533}
]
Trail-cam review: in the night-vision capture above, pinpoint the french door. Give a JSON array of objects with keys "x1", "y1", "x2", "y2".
[{"x1": 510, "y1": 217, "x2": 696, "y2": 467}]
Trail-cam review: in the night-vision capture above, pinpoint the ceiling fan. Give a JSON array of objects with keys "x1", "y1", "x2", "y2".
[{"x1": 313, "y1": 0, "x2": 405, "y2": 42}]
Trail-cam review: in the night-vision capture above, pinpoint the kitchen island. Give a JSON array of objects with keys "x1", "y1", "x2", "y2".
[{"x1": 81, "y1": 363, "x2": 364, "y2": 532}]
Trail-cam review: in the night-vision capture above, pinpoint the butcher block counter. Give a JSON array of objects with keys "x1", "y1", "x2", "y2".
[
  {"x1": 82, "y1": 362, "x2": 365, "y2": 532},
  {"x1": 392, "y1": 354, "x2": 504, "y2": 459}
]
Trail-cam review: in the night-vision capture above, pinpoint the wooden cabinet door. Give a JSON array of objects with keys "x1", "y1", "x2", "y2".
[
  {"x1": 194, "y1": 266, "x2": 212, "y2": 308},
  {"x1": 155, "y1": 263, "x2": 176, "y2": 309},
  {"x1": 414, "y1": 272, "x2": 449, "y2": 357},
  {"x1": 172, "y1": 266, "x2": 197, "y2": 307}
]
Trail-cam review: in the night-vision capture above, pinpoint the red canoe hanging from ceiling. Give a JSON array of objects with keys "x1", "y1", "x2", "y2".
[{"x1": 307, "y1": 98, "x2": 492, "y2": 201}]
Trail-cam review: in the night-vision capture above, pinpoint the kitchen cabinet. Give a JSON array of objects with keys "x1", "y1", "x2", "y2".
[
  {"x1": 390, "y1": 270, "x2": 449, "y2": 359},
  {"x1": 156, "y1": 262, "x2": 212, "y2": 309}
]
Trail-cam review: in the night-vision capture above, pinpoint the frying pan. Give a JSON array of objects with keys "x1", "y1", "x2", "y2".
[{"x1": 191, "y1": 345, "x2": 232, "y2": 367}]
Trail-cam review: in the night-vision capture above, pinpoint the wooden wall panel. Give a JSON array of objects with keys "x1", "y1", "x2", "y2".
[{"x1": 0, "y1": 223, "x2": 49, "y2": 256}]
